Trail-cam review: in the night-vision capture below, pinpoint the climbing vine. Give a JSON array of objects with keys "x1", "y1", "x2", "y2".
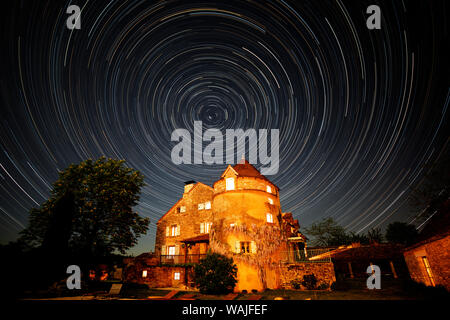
[{"x1": 210, "y1": 221, "x2": 287, "y2": 287}]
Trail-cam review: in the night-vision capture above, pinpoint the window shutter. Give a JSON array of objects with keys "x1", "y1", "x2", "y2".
[
  {"x1": 161, "y1": 245, "x2": 166, "y2": 255},
  {"x1": 175, "y1": 245, "x2": 180, "y2": 255},
  {"x1": 235, "y1": 241, "x2": 240, "y2": 253},
  {"x1": 176, "y1": 225, "x2": 180, "y2": 236},
  {"x1": 251, "y1": 241, "x2": 257, "y2": 253},
  {"x1": 200, "y1": 223, "x2": 204, "y2": 234}
]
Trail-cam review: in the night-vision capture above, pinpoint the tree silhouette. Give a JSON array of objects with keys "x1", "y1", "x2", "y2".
[
  {"x1": 385, "y1": 222, "x2": 418, "y2": 245},
  {"x1": 20, "y1": 157, "x2": 149, "y2": 260}
]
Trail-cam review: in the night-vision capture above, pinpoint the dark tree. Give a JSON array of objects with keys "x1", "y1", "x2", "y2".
[
  {"x1": 348, "y1": 232, "x2": 369, "y2": 245},
  {"x1": 303, "y1": 217, "x2": 351, "y2": 246},
  {"x1": 367, "y1": 228, "x2": 384, "y2": 243},
  {"x1": 20, "y1": 157, "x2": 150, "y2": 259},
  {"x1": 410, "y1": 147, "x2": 450, "y2": 222},
  {"x1": 385, "y1": 222, "x2": 418, "y2": 245},
  {"x1": 194, "y1": 252, "x2": 237, "y2": 294}
]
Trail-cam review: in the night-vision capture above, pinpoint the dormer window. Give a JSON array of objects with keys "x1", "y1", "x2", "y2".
[
  {"x1": 266, "y1": 185, "x2": 272, "y2": 193},
  {"x1": 205, "y1": 201, "x2": 211, "y2": 209},
  {"x1": 266, "y1": 213, "x2": 274, "y2": 223},
  {"x1": 268, "y1": 198, "x2": 274, "y2": 205},
  {"x1": 179, "y1": 206, "x2": 186, "y2": 213},
  {"x1": 226, "y1": 178, "x2": 235, "y2": 190},
  {"x1": 198, "y1": 203, "x2": 205, "y2": 210}
]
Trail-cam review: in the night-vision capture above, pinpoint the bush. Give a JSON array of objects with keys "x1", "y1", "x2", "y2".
[
  {"x1": 317, "y1": 283, "x2": 329, "y2": 290},
  {"x1": 194, "y1": 252, "x2": 237, "y2": 294},
  {"x1": 301, "y1": 274, "x2": 317, "y2": 290},
  {"x1": 290, "y1": 279, "x2": 301, "y2": 289}
]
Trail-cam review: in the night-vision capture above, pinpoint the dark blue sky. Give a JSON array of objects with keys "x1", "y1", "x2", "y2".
[{"x1": 0, "y1": 0, "x2": 448, "y2": 255}]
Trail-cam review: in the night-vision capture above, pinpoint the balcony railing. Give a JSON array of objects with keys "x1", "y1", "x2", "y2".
[
  {"x1": 285, "y1": 248, "x2": 332, "y2": 263},
  {"x1": 160, "y1": 254, "x2": 207, "y2": 265}
]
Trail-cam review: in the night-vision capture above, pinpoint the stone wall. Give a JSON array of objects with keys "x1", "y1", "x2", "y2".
[
  {"x1": 279, "y1": 262, "x2": 336, "y2": 289},
  {"x1": 123, "y1": 262, "x2": 194, "y2": 288},
  {"x1": 404, "y1": 235, "x2": 450, "y2": 290},
  {"x1": 155, "y1": 183, "x2": 213, "y2": 256}
]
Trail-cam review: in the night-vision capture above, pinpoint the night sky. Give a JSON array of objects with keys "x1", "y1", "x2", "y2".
[{"x1": 1, "y1": 0, "x2": 448, "y2": 255}]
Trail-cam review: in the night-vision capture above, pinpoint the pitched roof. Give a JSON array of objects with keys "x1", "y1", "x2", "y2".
[{"x1": 221, "y1": 160, "x2": 278, "y2": 189}]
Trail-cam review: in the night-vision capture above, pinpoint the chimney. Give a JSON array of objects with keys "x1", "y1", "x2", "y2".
[{"x1": 183, "y1": 180, "x2": 196, "y2": 196}]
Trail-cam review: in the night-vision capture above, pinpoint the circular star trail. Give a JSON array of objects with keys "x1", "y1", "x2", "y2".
[{"x1": 0, "y1": 0, "x2": 448, "y2": 253}]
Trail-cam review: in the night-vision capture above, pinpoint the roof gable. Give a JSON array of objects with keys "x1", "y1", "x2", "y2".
[
  {"x1": 157, "y1": 182, "x2": 212, "y2": 222},
  {"x1": 219, "y1": 160, "x2": 278, "y2": 189}
]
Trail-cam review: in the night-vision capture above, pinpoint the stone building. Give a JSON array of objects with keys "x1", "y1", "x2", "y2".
[
  {"x1": 129, "y1": 160, "x2": 336, "y2": 291},
  {"x1": 403, "y1": 207, "x2": 450, "y2": 291},
  {"x1": 155, "y1": 181, "x2": 213, "y2": 264}
]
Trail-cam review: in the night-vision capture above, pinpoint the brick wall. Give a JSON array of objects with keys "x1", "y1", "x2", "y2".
[
  {"x1": 279, "y1": 262, "x2": 336, "y2": 289},
  {"x1": 404, "y1": 235, "x2": 450, "y2": 290}
]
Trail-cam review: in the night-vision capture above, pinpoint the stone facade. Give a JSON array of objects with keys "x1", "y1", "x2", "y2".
[
  {"x1": 279, "y1": 263, "x2": 336, "y2": 289},
  {"x1": 210, "y1": 162, "x2": 288, "y2": 291},
  {"x1": 132, "y1": 161, "x2": 322, "y2": 292},
  {"x1": 404, "y1": 234, "x2": 450, "y2": 290},
  {"x1": 155, "y1": 182, "x2": 213, "y2": 257}
]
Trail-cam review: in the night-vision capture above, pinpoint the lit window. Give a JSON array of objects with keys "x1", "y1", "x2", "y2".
[
  {"x1": 226, "y1": 178, "x2": 235, "y2": 190},
  {"x1": 266, "y1": 185, "x2": 272, "y2": 193},
  {"x1": 230, "y1": 223, "x2": 235, "y2": 227},
  {"x1": 174, "y1": 272, "x2": 180, "y2": 280},
  {"x1": 200, "y1": 222, "x2": 212, "y2": 234},
  {"x1": 422, "y1": 257, "x2": 435, "y2": 286},
  {"x1": 198, "y1": 203, "x2": 205, "y2": 210},
  {"x1": 205, "y1": 201, "x2": 211, "y2": 209},
  {"x1": 142, "y1": 270, "x2": 147, "y2": 278},
  {"x1": 268, "y1": 198, "x2": 274, "y2": 205},
  {"x1": 168, "y1": 246, "x2": 176, "y2": 256},
  {"x1": 171, "y1": 225, "x2": 180, "y2": 236},
  {"x1": 180, "y1": 206, "x2": 186, "y2": 213},
  {"x1": 240, "y1": 241, "x2": 250, "y2": 253},
  {"x1": 266, "y1": 213, "x2": 273, "y2": 223}
]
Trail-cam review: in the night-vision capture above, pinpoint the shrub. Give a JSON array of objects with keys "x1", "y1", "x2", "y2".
[
  {"x1": 194, "y1": 252, "x2": 237, "y2": 294},
  {"x1": 317, "y1": 283, "x2": 329, "y2": 290},
  {"x1": 301, "y1": 274, "x2": 317, "y2": 290},
  {"x1": 290, "y1": 279, "x2": 301, "y2": 289}
]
